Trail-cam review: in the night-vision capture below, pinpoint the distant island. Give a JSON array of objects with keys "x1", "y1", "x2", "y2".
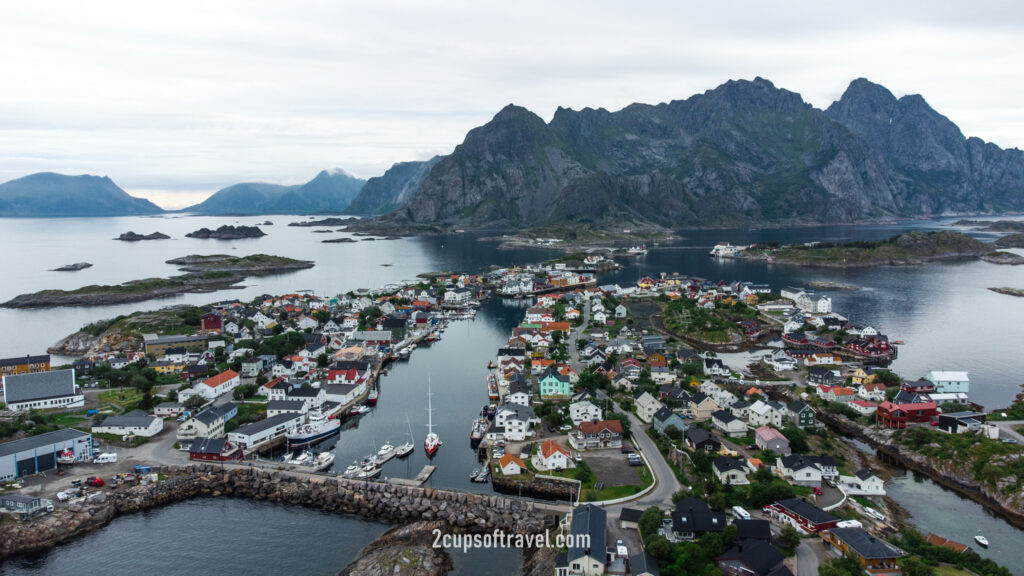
[
  {"x1": 981, "y1": 251, "x2": 1024, "y2": 265},
  {"x1": 115, "y1": 231, "x2": 170, "y2": 241},
  {"x1": 288, "y1": 217, "x2": 354, "y2": 227},
  {"x1": 995, "y1": 233, "x2": 1024, "y2": 248},
  {"x1": 51, "y1": 262, "x2": 92, "y2": 272},
  {"x1": 322, "y1": 237, "x2": 357, "y2": 243},
  {"x1": 989, "y1": 287, "x2": 1024, "y2": 297},
  {"x1": 740, "y1": 231, "x2": 991, "y2": 267},
  {"x1": 953, "y1": 219, "x2": 1024, "y2": 232},
  {"x1": 1, "y1": 254, "x2": 313, "y2": 308},
  {"x1": 185, "y1": 225, "x2": 265, "y2": 239},
  {"x1": 0, "y1": 172, "x2": 163, "y2": 217}
]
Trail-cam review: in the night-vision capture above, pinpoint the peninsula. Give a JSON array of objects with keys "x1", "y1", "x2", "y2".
[{"x1": 1, "y1": 254, "x2": 313, "y2": 308}]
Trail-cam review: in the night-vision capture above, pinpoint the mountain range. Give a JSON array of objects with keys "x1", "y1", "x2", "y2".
[
  {"x1": 0, "y1": 173, "x2": 164, "y2": 217},
  {"x1": 184, "y1": 169, "x2": 366, "y2": 215},
  {"x1": 354, "y1": 77, "x2": 1024, "y2": 229}
]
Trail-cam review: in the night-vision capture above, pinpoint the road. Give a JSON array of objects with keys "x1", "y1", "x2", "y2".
[
  {"x1": 796, "y1": 539, "x2": 825, "y2": 576},
  {"x1": 993, "y1": 420, "x2": 1024, "y2": 444}
]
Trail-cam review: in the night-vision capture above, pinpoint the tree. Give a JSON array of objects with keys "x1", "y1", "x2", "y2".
[
  {"x1": 184, "y1": 396, "x2": 205, "y2": 409},
  {"x1": 900, "y1": 557, "x2": 936, "y2": 576},
  {"x1": 317, "y1": 353, "x2": 329, "y2": 367},
  {"x1": 778, "y1": 524, "x2": 801, "y2": 551},
  {"x1": 130, "y1": 374, "x2": 150, "y2": 390},
  {"x1": 782, "y1": 425, "x2": 809, "y2": 453},
  {"x1": 638, "y1": 507, "x2": 663, "y2": 541}
]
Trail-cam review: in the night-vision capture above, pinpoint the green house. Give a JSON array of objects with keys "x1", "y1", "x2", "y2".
[
  {"x1": 539, "y1": 371, "x2": 572, "y2": 399},
  {"x1": 787, "y1": 400, "x2": 816, "y2": 428}
]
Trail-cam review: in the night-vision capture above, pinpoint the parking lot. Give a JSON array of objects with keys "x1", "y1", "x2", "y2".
[{"x1": 583, "y1": 449, "x2": 644, "y2": 487}]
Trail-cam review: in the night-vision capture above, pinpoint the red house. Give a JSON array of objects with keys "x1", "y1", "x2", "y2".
[
  {"x1": 200, "y1": 312, "x2": 223, "y2": 335},
  {"x1": 189, "y1": 437, "x2": 243, "y2": 462},
  {"x1": 876, "y1": 400, "x2": 937, "y2": 429},
  {"x1": 769, "y1": 497, "x2": 840, "y2": 534},
  {"x1": 900, "y1": 379, "x2": 936, "y2": 394}
]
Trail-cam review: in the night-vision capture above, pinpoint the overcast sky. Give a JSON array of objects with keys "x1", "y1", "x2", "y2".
[{"x1": 2, "y1": 1, "x2": 1023, "y2": 208}]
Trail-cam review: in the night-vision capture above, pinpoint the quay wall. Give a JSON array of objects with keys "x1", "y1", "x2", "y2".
[{"x1": 0, "y1": 465, "x2": 556, "y2": 559}]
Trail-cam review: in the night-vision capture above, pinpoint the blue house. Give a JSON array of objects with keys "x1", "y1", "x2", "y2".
[
  {"x1": 539, "y1": 370, "x2": 572, "y2": 399},
  {"x1": 652, "y1": 406, "x2": 688, "y2": 434}
]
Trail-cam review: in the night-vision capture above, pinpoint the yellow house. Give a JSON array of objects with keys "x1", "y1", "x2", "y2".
[
  {"x1": 851, "y1": 368, "x2": 869, "y2": 386},
  {"x1": 151, "y1": 360, "x2": 186, "y2": 374},
  {"x1": 820, "y1": 527, "x2": 903, "y2": 575}
]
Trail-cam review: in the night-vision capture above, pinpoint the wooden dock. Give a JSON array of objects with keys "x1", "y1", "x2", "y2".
[{"x1": 387, "y1": 464, "x2": 436, "y2": 487}]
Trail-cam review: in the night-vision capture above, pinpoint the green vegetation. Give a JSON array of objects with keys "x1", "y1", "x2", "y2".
[
  {"x1": 987, "y1": 399, "x2": 1024, "y2": 421},
  {"x1": 661, "y1": 298, "x2": 759, "y2": 344},
  {"x1": 92, "y1": 431, "x2": 150, "y2": 447},
  {"x1": 890, "y1": 529, "x2": 1011, "y2": 576},
  {"x1": 0, "y1": 409, "x2": 92, "y2": 441},
  {"x1": 79, "y1": 306, "x2": 205, "y2": 338},
  {"x1": 638, "y1": 502, "x2": 739, "y2": 576},
  {"x1": 237, "y1": 332, "x2": 307, "y2": 361},
  {"x1": 899, "y1": 427, "x2": 1024, "y2": 494},
  {"x1": 225, "y1": 403, "x2": 267, "y2": 433}
]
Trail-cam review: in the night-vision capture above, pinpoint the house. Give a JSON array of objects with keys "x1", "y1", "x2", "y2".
[
  {"x1": 177, "y1": 403, "x2": 237, "y2": 440},
  {"x1": 703, "y1": 358, "x2": 730, "y2": 377},
  {"x1": 838, "y1": 469, "x2": 886, "y2": 496},
  {"x1": 786, "y1": 401, "x2": 816, "y2": 428},
  {"x1": 93, "y1": 410, "x2": 164, "y2": 438},
  {"x1": 494, "y1": 403, "x2": 540, "y2": 441},
  {"x1": 182, "y1": 370, "x2": 240, "y2": 401},
  {"x1": 556, "y1": 504, "x2": 607, "y2": 576},
  {"x1": 746, "y1": 400, "x2": 785, "y2": 428},
  {"x1": 1, "y1": 494, "x2": 48, "y2": 520},
  {"x1": 629, "y1": 554, "x2": 660, "y2": 576},
  {"x1": 858, "y1": 382, "x2": 888, "y2": 402},
  {"x1": 0, "y1": 428, "x2": 93, "y2": 481},
  {"x1": 685, "y1": 428, "x2": 721, "y2": 453},
  {"x1": 569, "y1": 400, "x2": 603, "y2": 425},
  {"x1": 687, "y1": 393, "x2": 720, "y2": 421},
  {"x1": 734, "y1": 519, "x2": 773, "y2": 543},
  {"x1": 1, "y1": 369, "x2": 84, "y2": 412},
  {"x1": 754, "y1": 426, "x2": 791, "y2": 456},
  {"x1": 634, "y1": 391, "x2": 664, "y2": 423},
  {"x1": 712, "y1": 410, "x2": 747, "y2": 437},
  {"x1": 717, "y1": 540, "x2": 790, "y2": 576},
  {"x1": 763, "y1": 350, "x2": 797, "y2": 372},
  {"x1": 777, "y1": 454, "x2": 837, "y2": 486},
  {"x1": 228, "y1": 413, "x2": 305, "y2": 450},
  {"x1": 286, "y1": 387, "x2": 327, "y2": 411},
  {"x1": 154, "y1": 402, "x2": 185, "y2": 418},
  {"x1": 569, "y1": 420, "x2": 623, "y2": 450},
  {"x1": 322, "y1": 382, "x2": 366, "y2": 406},
  {"x1": 713, "y1": 457, "x2": 750, "y2": 485},
  {"x1": 532, "y1": 439, "x2": 576, "y2": 471},
  {"x1": 188, "y1": 436, "x2": 244, "y2": 462},
  {"x1": 820, "y1": 527, "x2": 903, "y2": 575},
  {"x1": 539, "y1": 370, "x2": 573, "y2": 399},
  {"x1": 506, "y1": 378, "x2": 532, "y2": 406},
  {"x1": 671, "y1": 497, "x2": 726, "y2": 541},
  {"x1": 807, "y1": 366, "x2": 837, "y2": 387},
  {"x1": 0, "y1": 354, "x2": 50, "y2": 377},
  {"x1": 936, "y1": 411, "x2": 988, "y2": 435},
  {"x1": 926, "y1": 370, "x2": 970, "y2": 394},
  {"x1": 768, "y1": 498, "x2": 840, "y2": 534},
  {"x1": 848, "y1": 400, "x2": 878, "y2": 416},
  {"x1": 652, "y1": 407, "x2": 688, "y2": 435},
  {"x1": 200, "y1": 312, "x2": 223, "y2": 334},
  {"x1": 618, "y1": 507, "x2": 644, "y2": 531},
  {"x1": 875, "y1": 401, "x2": 937, "y2": 429},
  {"x1": 499, "y1": 453, "x2": 527, "y2": 476},
  {"x1": 267, "y1": 400, "x2": 307, "y2": 417}
]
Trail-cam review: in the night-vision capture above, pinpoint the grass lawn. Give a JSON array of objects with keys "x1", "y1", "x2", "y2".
[
  {"x1": 99, "y1": 389, "x2": 143, "y2": 407},
  {"x1": 792, "y1": 485, "x2": 812, "y2": 497},
  {"x1": 933, "y1": 567, "x2": 974, "y2": 576}
]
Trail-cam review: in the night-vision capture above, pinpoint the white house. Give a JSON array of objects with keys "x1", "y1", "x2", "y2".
[
  {"x1": 228, "y1": 413, "x2": 304, "y2": 450},
  {"x1": 93, "y1": 410, "x2": 163, "y2": 438},
  {"x1": 711, "y1": 410, "x2": 747, "y2": 437},
  {"x1": 839, "y1": 469, "x2": 886, "y2": 496},
  {"x1": 494, "y1": 403, "x2": 540, "y2": 441},
  {"x1": 180, "y1": 369, "x2": 240, "y2": 402},
  {"x1": 499, "y1": 453, "x2": 527, "y2": 476},
  {"x1": 746, "y1": 400, "x2": 785, "y2": 428},
  {"x1": 615, "y1": 304, "x2": 628, "y2": 318},
  {"x1": 634, "y1": 392, "x2": 664, "y2": 423},
  {"x1": 926, "y1": 371, "x2": 970, "y2": 394},
  {"x1": 1, "y1": 369, "x2": 84, "y2": 412},
  {"x1": 569, "y1": 400, "x2": 603, "y2": 425},
  {"x1": 713, "y1": 457, "x2": 750, "y2": 485},
  {"x1": 532, "y1": 439, "x2": 576, "y2": 471}
]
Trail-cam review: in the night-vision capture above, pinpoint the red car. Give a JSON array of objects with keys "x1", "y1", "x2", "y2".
[
  {"x1": 812, "y1": 486, "x2": 823, "y2": 495},
  {"x1": 87, "y1": 477, "x2": 105, "y2": 487}
]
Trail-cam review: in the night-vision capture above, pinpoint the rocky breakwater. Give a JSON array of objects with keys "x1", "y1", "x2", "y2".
[
  {"x1": 0, "y1": 465, "x2": 555, "y2": 559},
  {"x1": 492, "y1": 474, "x2": 576, "y2": 501}
]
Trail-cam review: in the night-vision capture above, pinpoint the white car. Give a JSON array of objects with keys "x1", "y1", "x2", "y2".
[
  {"x1": 56, "y1": 490, "x2": 71, "y2": 502},
  {"x1": 559, "y1": 424, "x2": 572, "y2": 432}
]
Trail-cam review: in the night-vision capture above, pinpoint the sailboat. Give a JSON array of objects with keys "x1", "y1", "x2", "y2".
[
  {"x1": 395, "y1": 414, "x2": 414, "y2": 458},
  {"x1": 424, "y1": 378, "x2": 441, "y2": 457}
]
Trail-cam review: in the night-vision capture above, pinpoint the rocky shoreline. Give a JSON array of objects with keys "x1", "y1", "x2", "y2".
[
  {"x1": 165, "y1": 254, "x2": 315, "y2": 274},
  {"x1": 806, "y1": 280, "x2": 861, "y2": 291},
  {"x1": 0, "y1": 465, "x2": 554, "y2": 561},
  {"x1": 288, "y1": 217, "x2": 355, "y2": 227},
  {"x1": 338, "y1": 521, "x2": 452, "y2": 576}
]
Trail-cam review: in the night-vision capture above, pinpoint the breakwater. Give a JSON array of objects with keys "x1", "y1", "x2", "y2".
[{"x1": 0, "y1": 465, "x2": 556, "y2": 559}]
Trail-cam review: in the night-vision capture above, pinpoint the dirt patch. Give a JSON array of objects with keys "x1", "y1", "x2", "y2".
[{"x1": 583, "y1": 451, "x2": 643, "y2": 487}]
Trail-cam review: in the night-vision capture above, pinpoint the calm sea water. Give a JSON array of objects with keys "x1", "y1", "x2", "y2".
[{"x1": 0, "y1": 214, "x2": 1023, "y2": 571}]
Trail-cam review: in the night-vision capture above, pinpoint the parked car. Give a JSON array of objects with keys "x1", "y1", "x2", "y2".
[
  {"x1": 56, "y1": 490, "x2": 71, "y2": 502},
  {"x1": 558, "y1": 424, "x2": 572, "y2": 432},
  {"x1": 1001, "y1": 438, "x2": 1018, "y2": 444},
  {"x1": 547, "y1": 425, "x2": 556, "y2": 433},
  {"x1": 746, "y1": 444, "x2": 757, "y2": 450},
  {"x1": 812, "y1": 486, "x2": 823, "y2": 495},
  {"x1": 620, "y1": 443, "x2": 635, "y2": 454},
  {"x1": 87, "y1": 477, "x2": 105, "y2": 487}
]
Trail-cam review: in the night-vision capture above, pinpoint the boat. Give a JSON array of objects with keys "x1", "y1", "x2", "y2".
[
  {"x1": 342, "y1": 462, "x2": 362, "y2": 477},
  {"x1": 975, "y1": 535, "x2": 989, "y2": 547},
  {"x1": 892, "y1": 340, "x2": 905, "y2": 345},
  {"x1": 471, "y1": 467, "x2": 490, "y2": 483},
  {"x1": 281, "y1": 452, "x2": 295, "y2": 464},
  {"x1": 286, "y1": 410, "x2": 341, "y2": 448},
  {"x1": 350, "y1": 404, "x2": 371, "y2": 415},
  {"x1": 424, "y1": 379, "x2": 441, "y2": 457},
  {"x1": 470, "y1": 418, "x2": 488, "y2": 448},
  {"x1": 377, "y1": 442, "x2": 396, "y2": 464},
  {"x1": 367, "y1": 387, "x2": 378, "y2": 406},
  {"x1": 313, "y1": 450, "x2": 335, "y2": 471},
  {"x1": 486, "y1": 360, "x2": 496, "y2": 369},
  {"x1": 395, "y1": 415, "x2": 415, "y2": 458},
  {"x1": 627, "y1": 244, "x2": 648, "y2": 255},
  {"x1": 291, "y1": 449, "x2": 314, "y2": 466},
  {"x1": 356, "y1": 463, "x2": 382, "y2": 480},
  {"x1": 57, "y1": 449, "x2": 77, "y2": 465},
  {"x1": 469, "y1": 468, "x2": 480, "y2": 480}
]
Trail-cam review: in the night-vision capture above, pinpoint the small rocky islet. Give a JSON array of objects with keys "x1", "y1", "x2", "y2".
[{"x1": 185, "y1": 225, "x2": 265, "y2": 239}]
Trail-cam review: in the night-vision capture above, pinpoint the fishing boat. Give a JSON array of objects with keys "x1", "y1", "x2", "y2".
[
  {"x1": 395, "y1": 416, "x2": 415, "y2": 458},
  {"x1": 424, "y1": 379, "x2": 441, "y2": 457},
  {"x1": 286, "y1": 410, "x2": 341, "y2": 448},
  {"x1": 486, "y1": 360, "x2": 496, "y2": 369},
  {"x1": 313, "y1": 450, "x2": 335, "y2": 471},
  {"x1": 367, "y1": 387, "x2": 379, "y2": 406},
  {"x1": 469, "y1": 468, "x2": 480, "y2": 480},
  {"x1": 975, "y1": 535, "x2": 989, "y2": 547},
  {"x1": 471, "y1": 467, "x2": 490, "y2": 483},
  {"x1": 350, "y1": 404, "x2": 371, "y2": 415},
  {"x1": 469, "y1": 418, "x2": 488, "y2": 448}
]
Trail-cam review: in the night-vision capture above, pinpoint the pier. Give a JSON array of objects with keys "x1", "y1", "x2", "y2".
[{"x1": 387, "y1": 464, "x2": 435, "y2": 487}]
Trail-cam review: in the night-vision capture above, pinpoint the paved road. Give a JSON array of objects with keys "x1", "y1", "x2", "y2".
[
  {"x1": 796, "y1": 539, "x2": 826, "y2": 576},
  {"x1": 993, "y1": 420, "x2": 1024, "y2": 444}
]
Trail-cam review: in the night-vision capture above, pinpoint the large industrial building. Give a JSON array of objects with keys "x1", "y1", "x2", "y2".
[{"x1": 0, "y1": 428, "x2": 93, "y2": 481}]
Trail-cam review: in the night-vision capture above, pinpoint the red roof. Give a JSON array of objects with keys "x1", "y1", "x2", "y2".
[
  {"x1": 849, "y1": 400, "x2": 877, "y2": 408},
  {"x1": 203, "y1": 370, "x2": 239, "y2": 388},
  {"x1": 499, "y1": 453, "x2": 526, "y2": 469},
  {"x1": 540, "y1": 439, "x2": 571, "y2": 459},
  {"x1": 578, "y1": 420, "x2": 623, "y2": 435}
]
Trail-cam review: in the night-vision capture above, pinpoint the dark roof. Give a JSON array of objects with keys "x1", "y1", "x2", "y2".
[
  {"x1": 618, "y1": 507, "x2": 644, "y2": 523},
  {"x1": 672, "y1": 497, "x2": 726, "y2": 534},
  {"x1": 287, "y1": 387, "x2": 322, "y2": 398},
  {"x1": 267, "y1": 400, "x2": 306, "y2": 412},
  {"x1": 734, "y1": 519, "x2": 772, "y2": 542},
  {"x1": 0, "y1": 354, "x2": 49, "y2": 367},
  {"x1": 653, "y1": 407, "x2": 679, "y2": 423},
  {"x1": 713, "y1": 457, "x2": 746, "y2": 474},
  {"x1": 567, "y1": 504, "x2": 606, "y2": 563},
  {"x1": 827, "y1": 527, "x2": 902, "y2": 560},
  {"x1": 3, "y1": 369, "x2": 77, "y2": 403},
  {"x1": 98, "y1": 409, "x2": 156, "y2": 428},
  {"x1": 775, "y1": 498, "x2": 838, "y2": 525},
  {"x1": 854, "y1": 469, "x2": 877, "y2": 481},
  {"x1": 779, "y1": 454, "x2": 835, "y2": 472},
  {"x1": 686, "y1": 427, "x2": 720, "y2": 448},
  {"x1": 712, "y1": 410, "x2": 738, "y2": 424},
  {"x1": 189, "y1": 436, "x2": 230, "y2": 455},
  {"x1": 630, "y1": 552, "x2": 660, "y2": 576},
  {"x1": 193, "y1": 403, "x2": 236, "y2": 425},
  {"x1": 231, "y1": 413, "x2": 302, "y2": 436},
  {"x1": 0, "y1": 428, "x2": 90, "y2": 458},
  {"x1": 787, "y1": 400, "x2": 811, "y2": 413},
  {"x1": 718, "y1": 540, "x2": 785, "y2": 576}
]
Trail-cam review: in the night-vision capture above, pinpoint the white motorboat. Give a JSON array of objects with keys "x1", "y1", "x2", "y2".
[
  {"x1": 975, "y1": 535, "x2": 989, "y2": 547},
  {"x1": 313, "y1": 450, "x2": 335, "y2": 471},
  {"x1": 291, "y1": 449, "x2": 313, "y2": 466},
  {"x1": 377, "y1": 443, "x2": 396, "y2": 464},
  {"x1": 342, "y1": 462, "x2": 361, "y2": 477}
]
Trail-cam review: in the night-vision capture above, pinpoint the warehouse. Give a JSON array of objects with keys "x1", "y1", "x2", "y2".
[
  {"x1": 0, "y1": 428, "x2": 93, "y2": 481},
  {"x1": 227, "y1": 413, "x2": 303, "y2": 451}
]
